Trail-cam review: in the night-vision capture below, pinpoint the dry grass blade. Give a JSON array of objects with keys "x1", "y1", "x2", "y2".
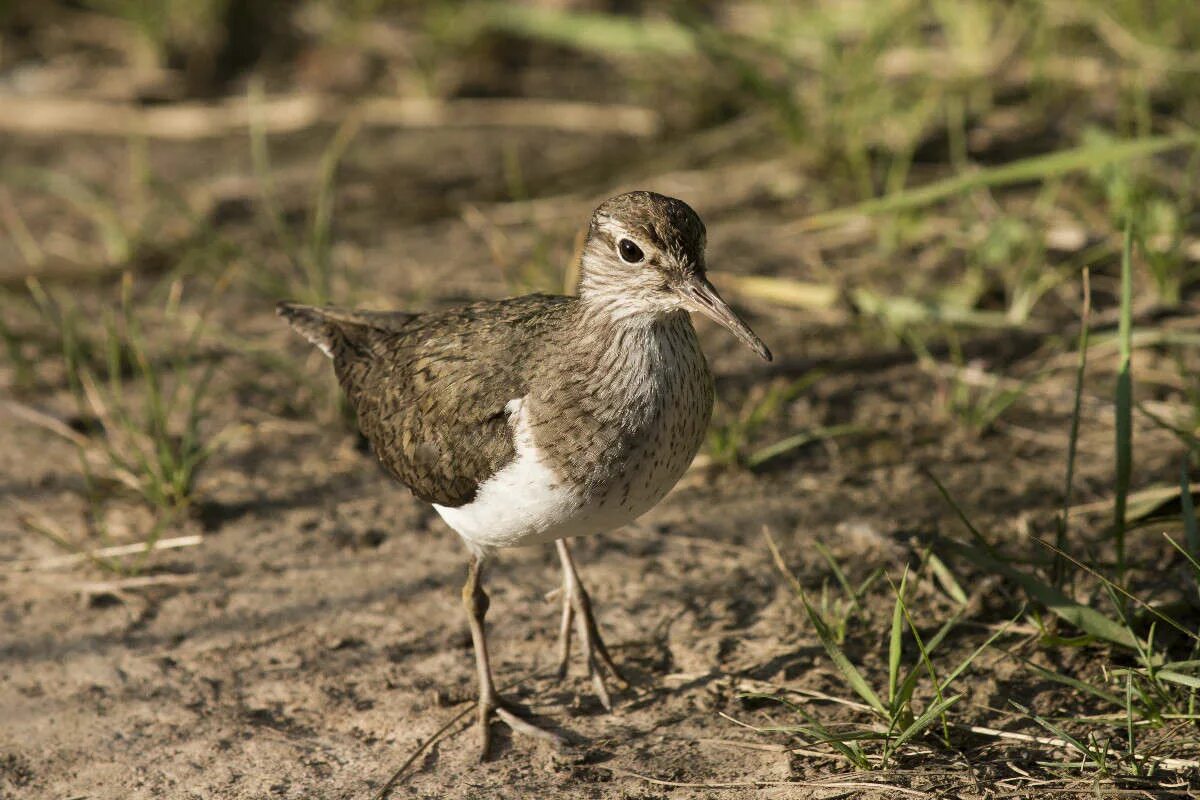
[
  {"x1": 748, "y1": 423, "x2": 867, "y2": 468},
  {"x1": 1069, "y1": 483, "x2": 1200, "y2": 519},
  {"x1": 958, "y1": 724, "x2": 1200, "y2": 771},
  {"x1": 598, "y1": 766, "x2": 934, "y2": 796},
  {"x1": 0, "y1": 94, "x2": 662, "y2": 139},
  {"x1": 14, "y1": 506, "x2": 118, "y2": 573},
  {"x1": 21, "y1": 573, "x2": 200, "y2": 594},
  {"x1": 3, "y1": 398, "x2": 91, "y2": 449},
  {"x1": 714, "y1": 273, "x2": 841, "y2": 311},
  {"x1": 0, "y1": 187, "x2": 45, "y2": 267},
  {"x1": 8, "y1": 534, "x2": 204, "y2": 572},
  {"x1": 852, "y1": 288, "x2": 1045, "y2": 331}
]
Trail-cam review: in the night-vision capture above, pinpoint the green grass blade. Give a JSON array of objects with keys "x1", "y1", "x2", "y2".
[
  {"x1": 893, "y1": 575, "x2": 955, "y2": 744},
  {"x1": 930, "y1": 469, "x2": 1150, "y2": 650},
  {"x1": 1055, "y1": 268, "x2": 1091, "y2": 586},
  {"x1": 799, "y1": 589, "x2": 887, "y2": 717},
  {"x1": 733, "y1": 695, "x2": 871, "y2": 768},
  {"x1": 1182, "y1": 463, "x2": 1200, "y2": 561},
  {"x1": 1, "y1": 167, "x2": 131, "y2": 263},
  {"x1": 1139, "y1": 402, "x2": 1200, "y2": 456},
  {"x1": 925, "y1": 552, "x2": 968, "y2": 606},
  {"x1": 940, "y1": 612, "x2": 1019, "y2": 692},
  {"x1": 925, "y1": 469, "x2": 1002, "y2": 557},
  {"x1": 888, "y1": 570, "x2": 905, "y2": 707},
  {"x1": 1125, "y1": 672, "x2": 1136, "y2": 765},
  {"x1": 892, "y1": 694, "x2": 962, "y2": 752},
  {"x1": 918, "y1": 614, "x2": 962, "y2": 665},
  {"x1": 801, "y1": 134, "x2": 1200, "y2": 231},
  {"x1": 1036, "y1": 537, "x2": 1199, "y2": 645},
  {"x1": 1012, "y1": 702, "x2": 1103, "y2": 768},
  {"x1": 938, "y1": 537, "x2": 1141, "y2": 650},
  {"x1": 307, "y1": 111, "x2": 363, "y2": 305},
  {"x1": 248, "y1": 79, "x2": 303, "y2": 282},
  {"x1": 1164, "y1": 534, "x2": 1200, "y2": 585},
  {"x1": 855, "y1": 569, "x2": 884, "y2": 598},
  {"x1": 747, "y1": 423, "x2": 866, "y2": 468},
  {"x1": 1155, "y1": 671, "x2": 1200, "y2": 690},
  {"x1": 1114, "y1": 221, "x2": 1134, "y2": 579},
  {"x1": 764, "y1": 527, "x2": 885, "y2": 714},
  {"x1": 814, "y1": 540, "x2": 864, "y2": 614}
]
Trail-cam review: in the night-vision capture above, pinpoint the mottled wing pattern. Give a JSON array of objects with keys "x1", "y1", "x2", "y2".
[{"x1": 280, "y1": 295, "x2": 573, "y2": 507}]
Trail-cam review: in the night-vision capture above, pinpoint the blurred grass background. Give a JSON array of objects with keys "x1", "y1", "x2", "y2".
[{"x1": 3, "y1": 0, "x2": 1200, "y2": 790}]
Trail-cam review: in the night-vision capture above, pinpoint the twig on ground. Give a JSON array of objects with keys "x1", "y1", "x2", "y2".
[
  {"x1": 372, "y1": 669, "x2": 559, "y2": 799},
  {"x1": 372, "y1": 704, "x2": 475, "y2": 800}
]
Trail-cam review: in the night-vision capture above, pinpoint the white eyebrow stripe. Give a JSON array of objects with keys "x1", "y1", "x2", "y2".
[
  {"x1": 597, "y1": 220, "x2": 661, "y2": 259},
  {"x1": 597, "y1": 218, "x2": 631, "y2": 240}
]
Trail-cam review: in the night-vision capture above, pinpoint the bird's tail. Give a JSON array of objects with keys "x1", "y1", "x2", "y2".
[{"x1": 277, "y1": 301, "x2": 339, "y2": 358}]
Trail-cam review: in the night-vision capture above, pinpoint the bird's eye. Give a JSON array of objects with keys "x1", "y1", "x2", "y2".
[{"x1": 617, "y1": 238, "x2": 644, "y2": 264}]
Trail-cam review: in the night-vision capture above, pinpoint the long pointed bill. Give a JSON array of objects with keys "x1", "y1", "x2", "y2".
[{"x1": 675, "y1": 274, "x2": 772, "y2": 361}]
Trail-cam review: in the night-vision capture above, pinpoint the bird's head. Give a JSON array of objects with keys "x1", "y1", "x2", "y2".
[{"x1": 578, "y1": 190, "x2": 771, "y2": 361}]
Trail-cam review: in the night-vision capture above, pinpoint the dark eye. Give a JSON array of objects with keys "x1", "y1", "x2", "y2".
[{"x1": 617, "y1": 238, "x2": 644, "y2": 264}]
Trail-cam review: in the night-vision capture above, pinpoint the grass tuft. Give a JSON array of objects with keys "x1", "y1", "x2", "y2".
[
  {"x1": 19, "y1": 272, "x2": 231, "y2": 570},
  {"x1": 759, "y1": 527, "x2": 998, "y2": 769}
]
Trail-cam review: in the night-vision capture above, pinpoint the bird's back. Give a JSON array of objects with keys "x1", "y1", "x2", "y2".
[{"x1": 278, "y1": 295, "x2": 574, "y2": 507}]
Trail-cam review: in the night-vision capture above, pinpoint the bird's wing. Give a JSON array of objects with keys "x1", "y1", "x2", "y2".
[
  {"x1": 280, "y1": 295, "x2": 574, "y2": 506},
  {"x1": 276, "y1": 303, "x2": 419, "y2": 356}
]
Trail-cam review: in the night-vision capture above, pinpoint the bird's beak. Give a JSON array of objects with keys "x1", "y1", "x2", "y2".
[{"x1": 675, "y1": 274, "x2": 772, "y2": 361}]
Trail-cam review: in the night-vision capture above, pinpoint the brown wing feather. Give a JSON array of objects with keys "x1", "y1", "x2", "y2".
[{"x1": 279, "y1": 295, "x2": 573, "y2": 507}]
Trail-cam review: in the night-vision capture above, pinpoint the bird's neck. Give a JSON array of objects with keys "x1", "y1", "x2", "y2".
[
  {"x1": 577, "y1": 289, "x2": 673, "y2": 328},
  {"x1": 553, "y1": 300, "x2": 701, "y2": 401},
  {"x1": 576, "y1": 277, "x2": 665, "y2": 324}
]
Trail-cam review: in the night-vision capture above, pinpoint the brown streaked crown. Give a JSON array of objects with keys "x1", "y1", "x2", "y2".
[{"x1": 591, "y1": 191, "x2": 706, "y2": 265}]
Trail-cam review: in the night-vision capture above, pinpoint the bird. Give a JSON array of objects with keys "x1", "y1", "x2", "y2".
[{"x1": 278, "y1": 190, "x2": 771, "y2": 759}]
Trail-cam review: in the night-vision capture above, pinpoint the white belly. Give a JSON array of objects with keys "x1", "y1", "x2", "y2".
[{"x1": 433, "y1": 397, "x2": 689, "y2": 556}]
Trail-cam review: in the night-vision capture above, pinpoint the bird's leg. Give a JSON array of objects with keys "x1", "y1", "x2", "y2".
[
  {"x1": 554, "y1": 538, "x2": 629, "y2": 710},
  {"x1": 462, "y1": 555, "x2": 566, "y2": 760}
]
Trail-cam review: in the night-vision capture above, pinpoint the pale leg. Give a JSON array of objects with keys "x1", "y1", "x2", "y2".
[
  {"x1": 462, "y1": 555, "x2": 566, "y2": 760},
  {"x1": 555, "y1": 538, "x2": 629, "y2": 710}
]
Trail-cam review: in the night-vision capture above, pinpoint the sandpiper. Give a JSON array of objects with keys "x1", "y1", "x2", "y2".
[{"x1": 279, "y1": 190, "x2": 771, "y2": 758}]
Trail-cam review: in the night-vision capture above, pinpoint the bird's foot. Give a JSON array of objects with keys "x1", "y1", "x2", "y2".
[
  {"x1": 475, "y1": 692, "x2": 568, "y2": 761},
  {"x1": 555, "y1": 575, "x2": 629, "y2": 711}
]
